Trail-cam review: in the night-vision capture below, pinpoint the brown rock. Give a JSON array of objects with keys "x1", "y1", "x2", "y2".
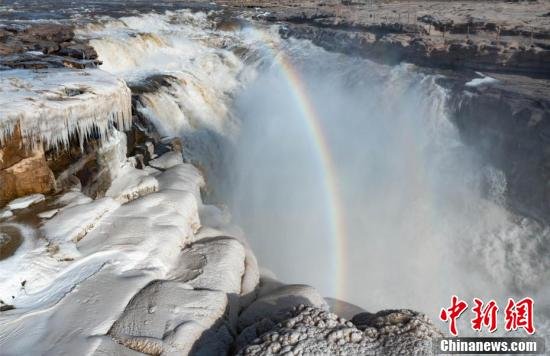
[
  {"x1": 18, "y1": 24, "x2": 74, "y2": 44},
  {"x1": 58, "y1": 42, "x2": 98, "y2": 60},
  {"x1": 0, "y1": 127, "x2": 56, "y2": 207}
]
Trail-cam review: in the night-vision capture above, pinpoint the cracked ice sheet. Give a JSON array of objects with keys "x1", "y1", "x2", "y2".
[
  {"x1": 0, "y1": 164, "x2": 203, "y2": 355},
  {"x1": 0, "y1": 68, "x2": 131, "y2": 148}
]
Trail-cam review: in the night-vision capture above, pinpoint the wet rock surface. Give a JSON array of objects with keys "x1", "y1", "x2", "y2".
[
  {"x1": 442, "y1": 72, "x2": 550, "y2": 224},
  {"x1": 0, "y1": 23, "x2": 100, "y2": 69},
  {"x1": 0, "y1": 228, "x2": 22, "y2": 261}
]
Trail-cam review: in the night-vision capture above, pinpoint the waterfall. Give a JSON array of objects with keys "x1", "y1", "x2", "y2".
[{"x1": 81, "y1": 10, "x2": 550, "y2": 336}]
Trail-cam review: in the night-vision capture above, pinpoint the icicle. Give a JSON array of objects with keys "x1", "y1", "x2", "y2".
[{"x1": 0, "y1": 68, "x2": 132, "y2": 150}]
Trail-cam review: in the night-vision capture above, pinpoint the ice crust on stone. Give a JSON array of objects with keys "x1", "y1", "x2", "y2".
[
  {"x1": 105, "y1": 164, "x2": 159, "y2": 203},
  {"x1": 0, "y1": 210, "x2": 13, "y2": 219},
  {"x1": 41, "y1": 197, "x2": 121, "y2": 258},
  {"x1": 0, "y1": 155, "x2": 258, "y2": 355},
  {"x1": 148, "y1": 151, "x2": 183, "y2": 170},
  {"x1": 465, "y1": 73, "x2": 499, "y2": 87},
  {"x1": 0, "y1": 68, "x2": 132, "y2": 149},
  {"x1": 6, "y1": 194, "x2": 45, "y2": 210}
]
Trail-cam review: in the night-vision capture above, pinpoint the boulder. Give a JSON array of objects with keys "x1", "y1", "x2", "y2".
[
  {"x1": 237, "y1": 305, "x2": 443, "y2": 355},
  {"x1": 58, "y1": 42, "x2": 98, "y2": 60}
]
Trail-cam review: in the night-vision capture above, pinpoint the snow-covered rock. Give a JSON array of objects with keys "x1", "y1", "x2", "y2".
[
  {"x1": 0, "y1": 210, "x2": 13, "y2": 219},
  {"x1": 109, "y1": 281, "x2": 228, "y2": 355},
  {"x1": 465, "y1": 73, "x2": 499, "y2": 88},
  {"x1": 148, "y1": 151, "x2": 183, "y2": 170},
  {"x1": 177, "y1": 237, "x2": 246, "y2": 294},
  {"x1": 41, "y1": 197, "x2": 120, "y2": 258},
  {"x1": 0, "y1": 163, "x2": 207, "y2": 355},
  {"x1": 105, "y1": 164, "x2": 159, "y2": 204},
  {"x1": 37, "y1": 209, "x2": 59, "y2": 219}
]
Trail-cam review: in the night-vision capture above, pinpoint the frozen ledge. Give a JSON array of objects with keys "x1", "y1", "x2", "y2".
[{"x1": 0, "y1": 68, "x2": 132, "y2": 148}]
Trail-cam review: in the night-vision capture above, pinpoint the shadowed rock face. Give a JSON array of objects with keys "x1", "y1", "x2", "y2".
[
  {"x1": 442, "y1": 73, "x2": 550, "y2": 224},
  {"x1": 280, "y1": 24, "x2": 550, "y2": 78},
  {"x1": 237, "y1": 305, "x2": 442, "y2": 356}
]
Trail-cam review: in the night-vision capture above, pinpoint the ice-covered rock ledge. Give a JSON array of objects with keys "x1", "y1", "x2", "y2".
[
  {"x1": 0, "y1": 68, "x2": 132, "y2": 206},
  {"x1": 0, "y1": 68, "x2": 131, "y2": 148}
]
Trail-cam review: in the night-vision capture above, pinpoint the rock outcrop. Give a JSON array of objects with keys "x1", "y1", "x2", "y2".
[
  {"x1": 443, "y1": 72, "x2": 550, "y2": 224},
  {"x1": 237, "y1": 305, "x2": 442, "y2": 356},
  {"x1": 0, "y1": 23, "x2": 100, "y2": 69}
]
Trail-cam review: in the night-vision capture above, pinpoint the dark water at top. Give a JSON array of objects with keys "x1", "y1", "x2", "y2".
[{"x1": 0, "y1": 0, "x2": 215, "y2": 23}]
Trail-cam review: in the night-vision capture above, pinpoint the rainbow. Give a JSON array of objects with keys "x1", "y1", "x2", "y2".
[{"x1": 248, "y1": 26, "x2": 349, "y2": 299}]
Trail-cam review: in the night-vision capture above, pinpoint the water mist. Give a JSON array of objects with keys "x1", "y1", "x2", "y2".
[{"x1": 224, "y1": 34, "x2": 550, "y2": 335}]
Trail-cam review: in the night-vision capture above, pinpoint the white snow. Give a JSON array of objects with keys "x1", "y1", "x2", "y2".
[
  {"x1": 465, "y1": 74, "x2": 499, "y2": 87},
  {"x1": 0, "y1": 68, "x2": 132, "y2": 149},
  {"x1": 173, "y1": 237, "x2": 246, "y2": 294},
  {"x1": 6, "y1": 194, "x2": 45, "y2": 210},
  {"x1": 148, "y1": 151, "x2": 183, "y2": 170},
  {"x1": 106, "y1": 164, "x2": 159, "y2": 203},
  {"x1": 0, "y1": 163, "x2": 228, "y2": 355},
  {"x1": 37, "y1": 209, "x2": 59, "y2": 219},
  {"x1": 0, "y1": 210, "x2": 13, "y2": 219},
  {"x1": 41, "y1": 197, "x2": 121, "y2": 258},
  {"x1": 54, "y1": 190, "x2": 93, "y2": 208}
]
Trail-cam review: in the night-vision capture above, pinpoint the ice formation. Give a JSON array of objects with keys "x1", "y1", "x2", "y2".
[
  {"x1": 0, "y1": 155, "x2": 247, "y2": 354},
  {"x1": 6, "y1": 194, "x2": 45, "y2": 210},
  {"x1": 0, "y1": 68, "x2": 132, "y2": 148},
  {"x1": 465, "y1": 73, "x2": 499, "y2": 87},
  {"x1": 1, "y1": 7, "x2": 548, "y2": 354}
]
